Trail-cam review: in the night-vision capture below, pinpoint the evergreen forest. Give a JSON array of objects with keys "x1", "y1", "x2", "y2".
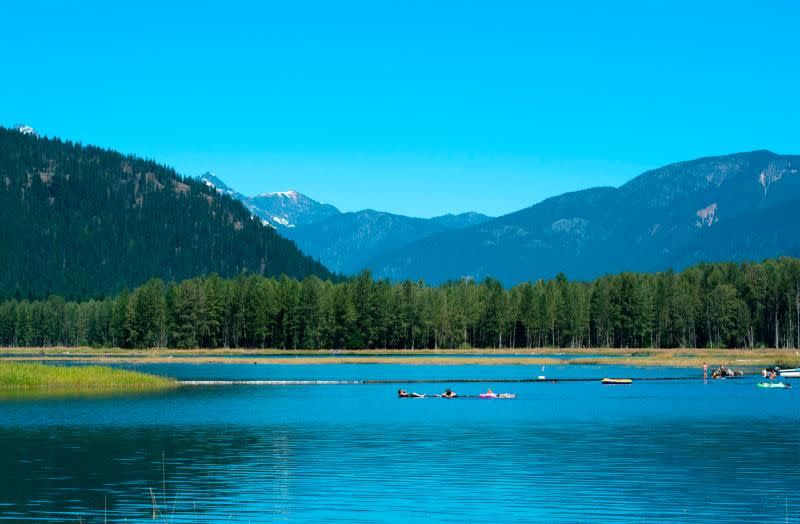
[{"x1": 1, "y1": 258, "x2": 799, "y2": 350}]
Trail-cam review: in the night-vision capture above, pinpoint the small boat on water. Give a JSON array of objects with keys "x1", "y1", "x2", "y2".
[
  {"x1": 601, "y1": 378, "x2": 632, "y2": 385},
  {"x1": 757, "y1": 382, "x2": 792, "y2": 389},
  {"x1": 780, "y1": 371, "x2": 800, "y2": 378}
]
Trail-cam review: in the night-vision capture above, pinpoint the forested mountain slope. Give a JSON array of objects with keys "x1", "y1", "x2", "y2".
[
  {"x1": 369, "y1": 151, "x2": 800, "y2": 284},
  {"x1": 0, "y1": 127, "x2": 331, "y2": 298}
]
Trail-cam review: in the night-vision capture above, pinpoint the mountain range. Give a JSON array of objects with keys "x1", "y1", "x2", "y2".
[
  {"x1": 205, "y1": 150, "x2": 800, "y2": 285},
  {"x1": 369, "y1": 150, "x2": 800, "y2": 284},
  {"x1": 4, "y1": 123, "x2": 798, "y2": 292},
  {"x1": 198, "y1": 173, "x2": 493, "y2": 274},
  {"x1": 285, "y1": 209, "x2": 492, "y2": 274}
]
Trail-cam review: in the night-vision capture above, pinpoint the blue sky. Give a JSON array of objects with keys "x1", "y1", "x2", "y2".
[{"x1": 2, "y1": 1, "x2": 799, "y2": 217}]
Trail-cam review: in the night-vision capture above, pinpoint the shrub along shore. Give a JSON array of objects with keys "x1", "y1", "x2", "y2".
[{"x1": 0, "y1": 362, "x2": 176, "y2": 390}]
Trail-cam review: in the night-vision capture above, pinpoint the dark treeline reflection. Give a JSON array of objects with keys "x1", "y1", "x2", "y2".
[
  {"x1": 0, "y1": 425, "x2": 295, "y2": 521},
  {"x1": 1, "y1": 258, "x2": 800, "y2": 349}
]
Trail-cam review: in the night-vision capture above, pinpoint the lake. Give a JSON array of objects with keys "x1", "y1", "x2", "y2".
[{"x1": 0, "y1": 363, "x2": 798, "y2": 522}]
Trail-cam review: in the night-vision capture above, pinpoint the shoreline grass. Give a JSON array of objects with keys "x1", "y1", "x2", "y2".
[{"x1": 0, "y1": 362, "x2": 177, "y2": 390}]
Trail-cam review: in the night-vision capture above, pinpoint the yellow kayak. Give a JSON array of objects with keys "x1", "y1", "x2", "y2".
[{"x1": 601, "y1": 378, "x2": 633, "y2": 385}]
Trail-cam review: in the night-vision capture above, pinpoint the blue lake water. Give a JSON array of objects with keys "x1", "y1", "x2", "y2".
[{"x1": 0, "y1": 363, "x2": 798, "y2": 522}]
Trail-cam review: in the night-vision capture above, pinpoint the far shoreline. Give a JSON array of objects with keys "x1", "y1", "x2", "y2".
[{"x1": 1, "y1": 347, "x2": 798, "y2": 368}]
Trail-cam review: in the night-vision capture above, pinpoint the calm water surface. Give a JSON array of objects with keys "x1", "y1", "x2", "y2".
[{"x1": 0, "y1": 363, "x2": 798, "y2": 522}]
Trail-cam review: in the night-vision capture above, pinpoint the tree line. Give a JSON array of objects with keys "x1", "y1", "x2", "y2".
[{"x1": 1, "y1": 257, "x2": 799, "y2": 350}]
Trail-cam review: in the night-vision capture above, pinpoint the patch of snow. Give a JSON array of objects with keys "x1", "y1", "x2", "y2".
[
  {"x1": 259, "y1": 190, "x2": 299, "y2": 200},
  {"x1": 202, "y1": 178, "x2": 230, "y2": 195},
  {"x1": 199, "y1": 173, "x2": 235, "y2": 195},
  {"x1": 13, "y1": 124, "x2": 38, "y2": 137},
  {"x1": 271, "y1": 216, "x2": 295, "y2": 228}
]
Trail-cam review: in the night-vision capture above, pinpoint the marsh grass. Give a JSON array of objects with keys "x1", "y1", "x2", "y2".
[{"x1": 0, "y1": 362, "x2": 176, "y2": 390}]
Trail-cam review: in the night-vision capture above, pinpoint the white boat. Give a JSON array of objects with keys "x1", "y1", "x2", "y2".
[{"x1": 780, "y1": 370, "x2": 800, "y2": 378}]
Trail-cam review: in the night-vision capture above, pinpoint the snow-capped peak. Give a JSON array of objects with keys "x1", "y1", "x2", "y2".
[
  {"x1": 13, "y1": 124, "x2": 39, "y2": 137},
  {"x1": 259, "y1": 190, "x2": 299, "y2": 200}
]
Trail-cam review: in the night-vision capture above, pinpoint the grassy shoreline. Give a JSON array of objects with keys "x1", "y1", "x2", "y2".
[
  {"x1": 0, "y1": 362, "x2": 177, "y2": 390},
  {"x1": 0, "y1": 347, "x2": 797, "y2": 367}
]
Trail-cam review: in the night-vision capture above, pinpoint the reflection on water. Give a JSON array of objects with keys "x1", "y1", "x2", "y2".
[
  {"x1": 0, "y1": 365, "x2": 798, "y2": 522},
  {"x1": 0, "y1": 387, "x2": 170, "y2": 402}
]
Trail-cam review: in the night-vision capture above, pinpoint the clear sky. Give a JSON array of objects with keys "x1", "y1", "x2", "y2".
[{"x1": 2, "y1": 1, "x2": 799, "y2": 217}]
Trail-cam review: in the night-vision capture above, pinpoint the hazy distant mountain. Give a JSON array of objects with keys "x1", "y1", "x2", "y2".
[
  {"x1": 0, "y1": 128, "x2": 331, "y2": 298},
  {"x1": 284, "y1": 210, "x2": 493, "y2": 274},
  {"x1": 367, "y1": 150, "x2": 800, "y2": 284}
]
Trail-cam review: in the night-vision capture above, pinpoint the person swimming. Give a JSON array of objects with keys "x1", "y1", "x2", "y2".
[
  {"x1": 398, "y1": 389, "x2": 424, "y2": 398},
  {"x1": 441, "y1": 388, "x2": 457, "y2": 398},
  {"x1": 480, "y1": 388, "x2": 516, "y2": 399}
]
